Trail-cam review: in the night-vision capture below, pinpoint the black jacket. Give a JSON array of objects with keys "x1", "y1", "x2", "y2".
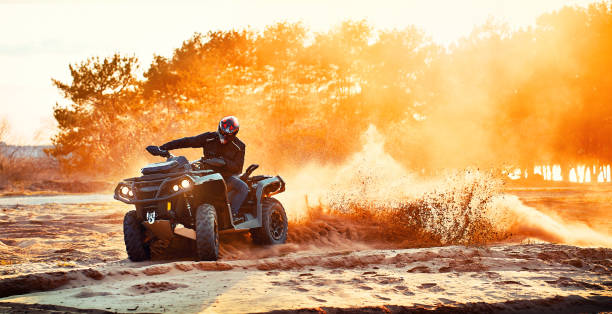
[{"x1": 160, "y1": 132, "x2": 245, "y2": 178}]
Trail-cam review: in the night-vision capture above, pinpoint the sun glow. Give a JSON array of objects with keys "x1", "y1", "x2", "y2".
[{"x1": 0, "y1": 0, "x2": 602, "y2": 144}]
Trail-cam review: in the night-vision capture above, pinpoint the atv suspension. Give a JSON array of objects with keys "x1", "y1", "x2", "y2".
[{"x1": 182, "y1": 194, "x2": 192, "y2": 215}]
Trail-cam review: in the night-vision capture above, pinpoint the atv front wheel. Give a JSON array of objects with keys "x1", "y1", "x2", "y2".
[
  {"x1": 251, "y1": 198, "x2": 288, "y2": 245},
  {"x1": 123, "y1": 210, "x2": 150, "y2": 262},
  {"x1": 195, "y1": 204, "x2": 219, "y2": 261}
]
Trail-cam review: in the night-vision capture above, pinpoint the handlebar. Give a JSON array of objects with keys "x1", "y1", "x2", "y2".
[
  {"x1": 147, "y1": 145, "x2": 227, "y2": 170},
  {"x1": 145, "y1": 145, "x2": 174, "y2": 159}
]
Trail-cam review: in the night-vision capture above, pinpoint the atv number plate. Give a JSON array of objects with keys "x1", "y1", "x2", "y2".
[{"x1": 146, "y1": 211, "x2": 156, "y2": 224}]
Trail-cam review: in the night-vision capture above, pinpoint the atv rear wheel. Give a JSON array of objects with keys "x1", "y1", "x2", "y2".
[
  {"x1": 195, "y1": 204, "x2": 219, "y2": 261},
  {"x1": 251, "y1": 198, "x2": 288, "y2": 245},
  {"x1": 123, "y1": 210, "x2": 150, "y2": 262}
]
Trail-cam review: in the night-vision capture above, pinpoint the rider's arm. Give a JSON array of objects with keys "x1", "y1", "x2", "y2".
[{"x1": 160, "y1": 132, "x2": 211, "y2": 151}]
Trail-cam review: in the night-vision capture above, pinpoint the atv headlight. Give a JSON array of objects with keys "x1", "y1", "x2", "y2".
[
  {"x1": 180, "y1": 179, "x2": 191, "y2": 188},
  {"x1": 172, "y1": 185, "x2": 179, "y2": 192},
  {"x1": 121, "y1": 186, "x2": 130, "y2": 196}
]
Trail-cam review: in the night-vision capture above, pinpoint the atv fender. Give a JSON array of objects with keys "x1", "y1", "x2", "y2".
[
  {"x1": 231, "y1": 176, "x2": 285, "y2": 230},
  {"x1": 253, "y1": 176, "x2": 285, "y2": 228},
  {"x1": 191, "y1": 173, "x2": 233, "y2": 230}
]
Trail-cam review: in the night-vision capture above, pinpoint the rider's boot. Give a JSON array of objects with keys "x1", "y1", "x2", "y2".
[{"x1": 232, "y1": 210, "x2": 245, "y2": 224}]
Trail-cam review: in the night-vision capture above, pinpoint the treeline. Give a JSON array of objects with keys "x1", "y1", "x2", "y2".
[{"x1": 49, "y1": 2, "x2": 612, "y2": 176}]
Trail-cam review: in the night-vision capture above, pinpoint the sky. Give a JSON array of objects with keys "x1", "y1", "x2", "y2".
[{"x1": 0, "y1": 0, "x2": 599, "y2": 145}]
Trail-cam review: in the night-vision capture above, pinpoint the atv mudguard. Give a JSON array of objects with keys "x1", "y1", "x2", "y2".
[
  {"x1": 190, "y1": 172, "x2": 233, "y2": 230},
  {"x1": 233, "y1": 176, "x2": 285, "y2": 230}
]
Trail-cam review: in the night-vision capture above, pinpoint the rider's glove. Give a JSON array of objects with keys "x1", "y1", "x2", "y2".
[{"x1": 159, "y1": 144, "x2": 169, "y2": 151}]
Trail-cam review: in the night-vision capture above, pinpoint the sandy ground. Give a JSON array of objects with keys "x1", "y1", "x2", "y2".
[
  {"x1": 0, "y1": 202, "x2": 125, "y2": 277},
  {"x1": 0, "y1": 244, "x2": 610, "y2": 313},
  {"x1": 0, "y1": 188, "x2": 611, "y2": 313}
]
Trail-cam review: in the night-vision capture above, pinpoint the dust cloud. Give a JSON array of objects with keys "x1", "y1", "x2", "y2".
[
  {"x1": 496, "y1": 196, "x2": 612, "y2": 247},
  {"x1": 273, "y1": 126, "x2": 612, "y2": 249}
]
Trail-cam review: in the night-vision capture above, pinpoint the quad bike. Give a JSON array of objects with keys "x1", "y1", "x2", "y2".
[{"x1": 114, "y1": 146, "x2": 288, "y2": 261}]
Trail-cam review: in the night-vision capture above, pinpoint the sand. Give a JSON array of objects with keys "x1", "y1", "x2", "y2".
[
  {"x1": 0, "y1": 244, "x2": 610, "y2": 313},
  {"x1": 0, "y1": 188, "x2": 611, "y2": 313}
]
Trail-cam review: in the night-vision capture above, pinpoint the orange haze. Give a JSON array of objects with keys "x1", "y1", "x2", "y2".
[{"x1": 46, "y1": 2, "x2": 612, "y2": 182}]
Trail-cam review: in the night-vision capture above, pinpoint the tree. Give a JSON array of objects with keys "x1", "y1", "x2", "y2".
[{"x1": 49, "y1": 54, "x2": 142, "y2": 174}]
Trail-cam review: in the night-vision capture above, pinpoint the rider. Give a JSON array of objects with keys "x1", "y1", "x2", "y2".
[{"x1": 159, "y1": 116, "x2": 248, "y2": 223}]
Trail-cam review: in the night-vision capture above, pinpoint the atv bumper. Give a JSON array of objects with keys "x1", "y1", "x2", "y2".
[{"x1": 114, "y1": 189, "x2": 187, "y2": 204}]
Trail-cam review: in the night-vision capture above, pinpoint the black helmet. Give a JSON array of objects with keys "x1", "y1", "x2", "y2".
[{"x1": 218, "y1": 116, "x2": 239, "y2": 144}]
